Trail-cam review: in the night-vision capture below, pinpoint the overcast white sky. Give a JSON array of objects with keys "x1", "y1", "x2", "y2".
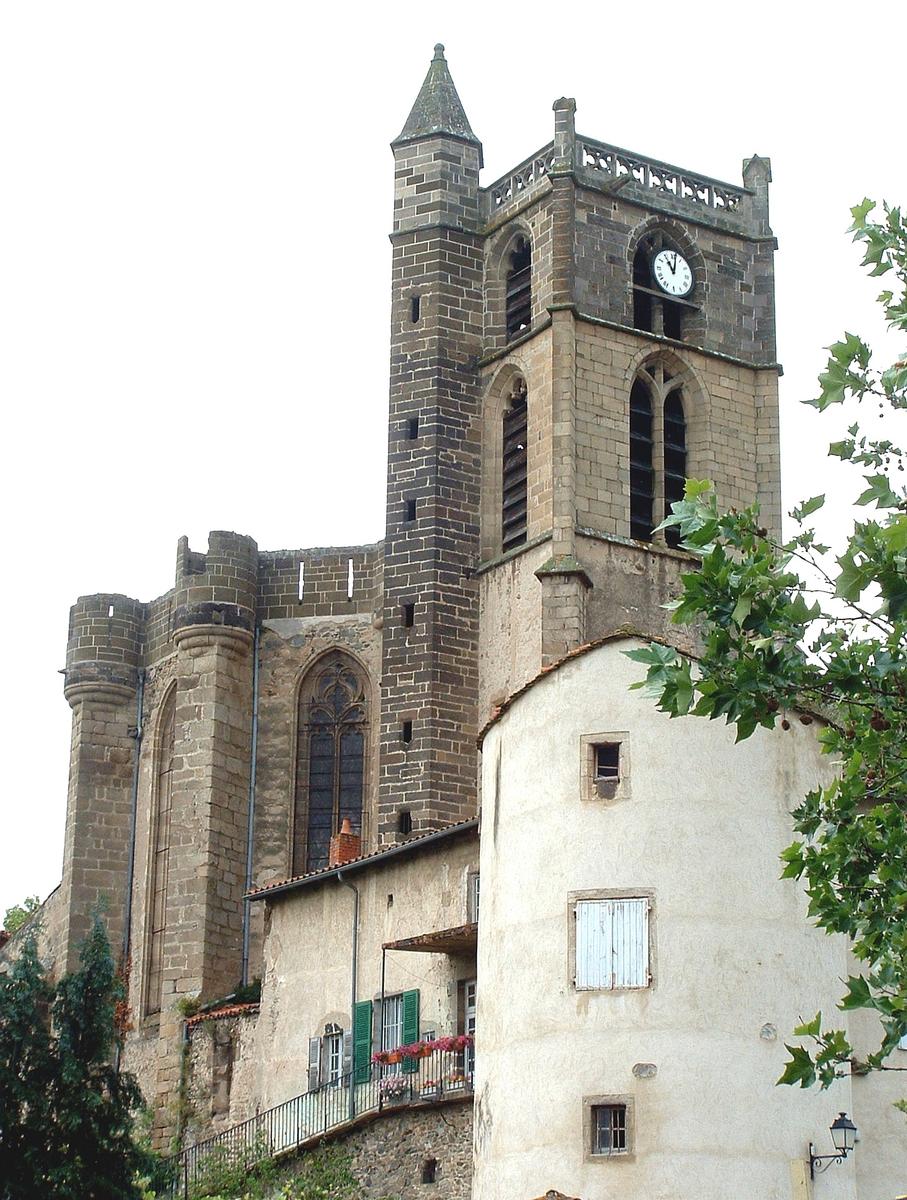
[{"x1": 0, "y1": 1, "x2": 904, "y2": 920}]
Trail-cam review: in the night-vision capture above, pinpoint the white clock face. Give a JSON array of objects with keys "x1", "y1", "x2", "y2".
[{"x1": 652, "y1": 249, "x2": 693, "y2": 298}]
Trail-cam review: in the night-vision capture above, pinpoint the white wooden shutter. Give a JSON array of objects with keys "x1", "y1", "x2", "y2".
[
  {"x1": 342, "y1": 1030, "x2": 353, "y2": 1077},
  {"x1": 576, "y1": 900, "x2": 611, "y2": 989},
  {"x1": 612, "y1": 898, "x2": 648, "y2": 988},
  {"x1": 307, "y1": 1036, "x2": 321, "y2": 1091},
  {"x1": 576, "y1": 898, "x2": 648, "y2": 989}
]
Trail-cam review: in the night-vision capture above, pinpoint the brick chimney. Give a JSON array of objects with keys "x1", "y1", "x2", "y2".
[{"x1": 329, "y1": 819, "x2": 362, "y2": 868}]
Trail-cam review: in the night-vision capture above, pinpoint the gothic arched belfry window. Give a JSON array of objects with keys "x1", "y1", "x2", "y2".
[
  {"x1": 294, "y1": 652, "x2": 367, "y2": 874},
  {"x1": 505, "y1": 236, "x2": 532, "y2": 341},
  {"x1": 502, "y1": 377, "x2": 528, "y2": 552},
  {"x1": 146, "y1": 687, "x2": 175, "y2": 1015},
  {"x1": 629, "y1": 360, "x2": 687, "y2": 546}
]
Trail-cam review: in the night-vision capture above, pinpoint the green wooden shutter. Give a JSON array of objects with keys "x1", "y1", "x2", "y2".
[
  {"x1": 402, "y1": 989, "x2": 420, "y2": 1074},
  {"x1": 352, "y1": 1000, "x2": 372, "y2": 1084}
]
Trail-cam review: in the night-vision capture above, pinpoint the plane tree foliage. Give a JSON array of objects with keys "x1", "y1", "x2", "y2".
[{"x1": 627, "y1": 201, "x2": 907, "y2": 1093}]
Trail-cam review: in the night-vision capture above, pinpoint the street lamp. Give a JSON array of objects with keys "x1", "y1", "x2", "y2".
[{"x1": 809, "y1": 1112, "x2": 858, "y2": 1179}]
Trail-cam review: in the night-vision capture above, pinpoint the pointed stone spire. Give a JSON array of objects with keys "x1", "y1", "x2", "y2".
[{"x1": 393, "y1": 44, "x2": 482, "y2": 163}]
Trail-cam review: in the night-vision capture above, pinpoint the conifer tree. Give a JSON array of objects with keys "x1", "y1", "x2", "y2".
[{"x1": 0, "y1": 915, "x2": 155, "y2": 1199}]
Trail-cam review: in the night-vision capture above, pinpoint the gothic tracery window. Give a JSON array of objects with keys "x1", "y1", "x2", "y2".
[
  {"x1": 146, "y1": 688, "x2": 175, "y2": 1015},
  {"x1": 629, "y1": 360, "x2": 687, "y2": 546},
  {"x1": 501, "y1": 377, "x2": 528, "y2": 552},
  {"x1": 294, "y1": 652, "x2": 367, "y2": 875}
]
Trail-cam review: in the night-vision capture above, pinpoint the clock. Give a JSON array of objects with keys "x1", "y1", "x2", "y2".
[{"x1": 651, "y1": 249, "x2": 693, "y2": 298}]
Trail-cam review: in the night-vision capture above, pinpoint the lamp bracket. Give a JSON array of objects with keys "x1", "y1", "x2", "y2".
[{"x1": 809, "y1": 1143, "x2": 848, "y2": 1179}]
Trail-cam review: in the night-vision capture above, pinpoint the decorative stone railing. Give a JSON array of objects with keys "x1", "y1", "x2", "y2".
[
  {"x1": 579, "y1": 136, "x2": 747, "y2": 213},
  {"x1": 484, "y1": 143, "x2": 557, "y2": 215}
]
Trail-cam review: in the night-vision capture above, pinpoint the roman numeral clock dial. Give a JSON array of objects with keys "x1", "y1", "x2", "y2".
[{"x1": 652, "y1": 249, "x2": 693, "y2": 298}]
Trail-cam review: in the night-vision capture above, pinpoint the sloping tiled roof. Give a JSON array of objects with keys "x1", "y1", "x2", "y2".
[
  {"x1": 185, "y1": 1002, "x2": 260, "y2": 1028},
  {"x1": 247, "y1": 817, "x2": 479, "y2": 902}
]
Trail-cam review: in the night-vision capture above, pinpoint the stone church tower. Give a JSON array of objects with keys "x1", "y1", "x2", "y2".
[{"x1": 12, "y1": 45, "x2": 900, "y2": 1197}]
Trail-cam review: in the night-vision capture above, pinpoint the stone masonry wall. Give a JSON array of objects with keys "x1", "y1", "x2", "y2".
[
  {"x1": 573, "y1": 177, "x2": 777, "y2": 364},
  {"x1": 574, "y1": 324, "x2": 781, "y2": 541},
  {"x1": 185, "y1": 1009, "x2": 260, "y2": 1145},
  {"x1": 342, "y1": 1099, "x2": 472, "y2": 1200}
]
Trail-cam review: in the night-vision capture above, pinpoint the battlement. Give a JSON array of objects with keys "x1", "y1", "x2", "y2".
[
  {"x1": 257, "y1": 543, "x2": 382, "y2": 620},
  {"x1": 173, "y1": 531, "x2": 259, "y2": 634},
  {"x1": 65, "y1": 593, "x2": 146, "y2": 694}
]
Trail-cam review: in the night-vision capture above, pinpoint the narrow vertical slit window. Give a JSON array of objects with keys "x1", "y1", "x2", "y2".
[
  {"x1": 298, "y1": 561, "x2": 305, "y2": 602},
  {"x1": 398, "y1": 809, "x2": 413, "y2": 835},
  {"x1": 146, "y1": 690, "x2": 176, "y2": 1015},
  {"x1": 663, "y1": 390, "x2": 687, "y2": 547},
  {"x1": 401, "y1": 719, "x2": 413, "y2": 745},
  {"x1": 505, "y1": 236, "x2": 532, "y2": 341},
  {"x1": 347, "y1": 558, "x2": 354, "y2": 601},
  {"x1": 405, "y1": 499, "x2": 417, "y2": 523},
  {"x1": 402, "y1": 602, "x2": 415, "y2": 628},
  {"x1": 410, "y1": 295, "x2": 421, "y2": 324},
  {"x1": 407, "y1": 416, "x2": 419, "y2": 441},
  {"x1": 502, "y1": 378, "x2": 528, "y2": 552},
  {"x1": 629, "y1": 379, "x2": 654, "y2": 541}
]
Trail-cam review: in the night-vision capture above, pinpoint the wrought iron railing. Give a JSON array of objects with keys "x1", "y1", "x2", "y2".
[{"x1": 165, "y1": 1046, "x2": 473, "y2": 1197}]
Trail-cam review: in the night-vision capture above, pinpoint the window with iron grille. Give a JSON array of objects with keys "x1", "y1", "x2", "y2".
[
  {"x1": 575, "y1": 897, "x2": 650, "y2": 990},
  {"x1": 293, "y1": 652, "x2": 367, "y2": 875},
  {"x1": 502, "y1": 378, "x2": 528, "y2": 552},
  {"x1": 505, "y1": 236, "x2": 532, "y2": 341},
  {"x1": 592, "y1": 1104, "x2": 628, "y2": 1155}
]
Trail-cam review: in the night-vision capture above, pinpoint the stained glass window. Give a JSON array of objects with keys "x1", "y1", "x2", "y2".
[{"x1": 294, "y1": 653, "x2": 367, "y2": 874}]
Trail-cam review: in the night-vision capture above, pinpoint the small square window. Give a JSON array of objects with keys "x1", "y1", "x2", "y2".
[
  {"x1": 592, "y1": 1104, "x2": 627, "y2": 1155},
  {"x1": 594, "y1": 743, "x2": 620, "y2": 781},
  {"x1": 581, "y1": 732, "x2": 630, "y2": 802}
]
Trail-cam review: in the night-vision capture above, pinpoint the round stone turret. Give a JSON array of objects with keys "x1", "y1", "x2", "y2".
[
  {"x1": 64, "y1": 593, "x2": 144, "y2": 701},
  {"x1": 172, "y1": 530, "x2": 258, "y2": 635}
]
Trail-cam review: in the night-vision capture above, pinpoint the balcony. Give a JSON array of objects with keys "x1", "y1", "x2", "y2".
[{"x1": 168, "y1": 1041, "x2": 474, "y2": 1197}]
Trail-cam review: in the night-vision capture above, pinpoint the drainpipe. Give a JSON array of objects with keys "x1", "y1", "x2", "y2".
[
  {"x1": 122, "y1": 669, "x2": 145, "y2": 966},
  {"x1": 337, "y1": 869, "x2": 359, "y2": 1121},
  {"x1": 115, "y1": 669, "x2": 144, "y2": 1075},
  {"x1": 241, "y1": 625, "x2": 261, "y2": 988}
]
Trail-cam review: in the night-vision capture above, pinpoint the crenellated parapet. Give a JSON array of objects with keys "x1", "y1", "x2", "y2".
[
  {"x1": 64, "y1": 593, "x2": 145, "y2": 702},
  {"x1": 173, "y1": 530, "x2": 258, "y2": 635}
]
